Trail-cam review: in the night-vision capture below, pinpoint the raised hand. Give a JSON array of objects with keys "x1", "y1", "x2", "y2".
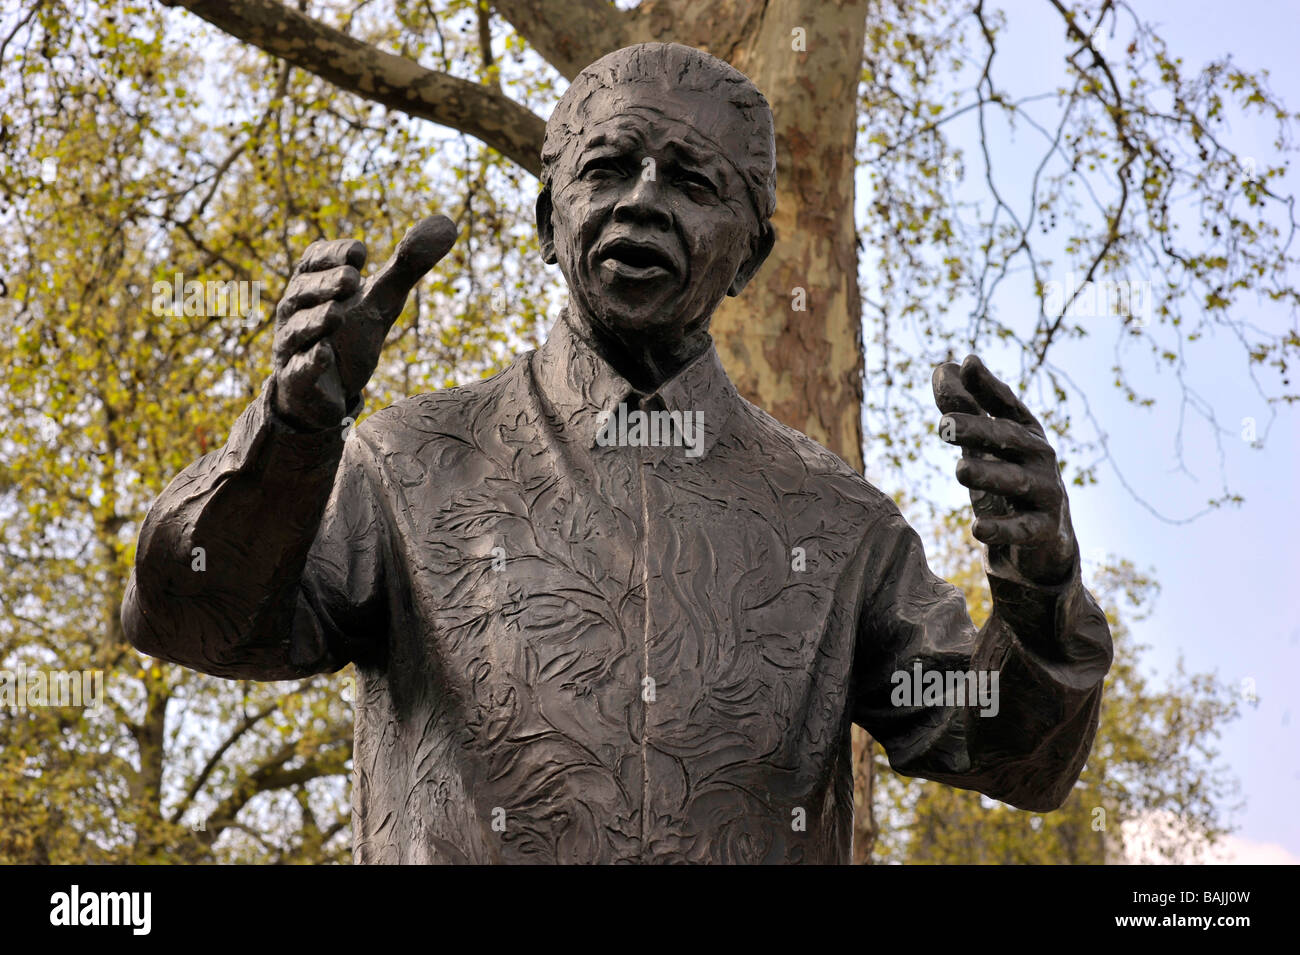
[
  {"x1": 272, "y1": 216, "x2": 458, "y2": 431},
  {"x1": 933, "y1": 354, "x2": 1077, "y2": 585}
]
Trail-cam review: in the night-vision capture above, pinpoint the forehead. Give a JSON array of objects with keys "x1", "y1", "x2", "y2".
[
  {"x1": 580, "y1": 112, "x2": 720, "y2": 166},
  {"x1": 556, "y1": 85, "x2": 758, "y2": 169}
]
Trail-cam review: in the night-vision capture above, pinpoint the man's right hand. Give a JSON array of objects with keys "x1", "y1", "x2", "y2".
[{"x1": 272, "y1": 215, "x2": 458, "y2": 431}]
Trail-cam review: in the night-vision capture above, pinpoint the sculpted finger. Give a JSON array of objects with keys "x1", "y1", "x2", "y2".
[
  {"x1": 932, "y1": 362, "x2": 983, "y2": 416},
  {"x1": 939, "y1": 412, "x2": 1054, "y2": 459},
  {"x1": 955, "y1": 457, "x2": 1060, "y2": 506},
  {"x1": 959, "y1": 355, "x2": 1041, "y2": 431},
  {"x1": 972, "y1": 512, "x2": 1055, "y2": 547},
  {"x1": 968, "y1": 487, "x2": 1010, "y2": 519},
  {"x1": 274, "y1": 300, "x2": 346, "y2": 369},
  {"x1": 276, "y1": 265, "x2": 360, "y2": 322},
  {"x1": 360, "y1": 215, "x2": 458, "y2": 329},
  {"x1": 276, "y1": 339, "x2": 345, "y2": 429},
  {"x1": 296, "y1": 238, "x2": 367, "y2": 275}
]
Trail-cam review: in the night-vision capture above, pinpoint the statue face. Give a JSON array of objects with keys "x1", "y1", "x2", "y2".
[{"x1": 539, "y1": 87, "x2": 771, "y2": 343}]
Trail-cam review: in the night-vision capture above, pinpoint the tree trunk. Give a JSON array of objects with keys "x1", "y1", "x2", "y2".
[{"x1": 716, "y1": 0, "x2": 868, "y2": 472}]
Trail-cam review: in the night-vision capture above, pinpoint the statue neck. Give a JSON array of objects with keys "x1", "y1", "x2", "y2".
[{"x1": 563, "y1": 301, "x2": 712, "y2": 393}]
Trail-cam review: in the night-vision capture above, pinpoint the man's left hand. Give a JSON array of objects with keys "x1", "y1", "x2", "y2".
[{"x1": 933, "y1": 354, "x2": 1077, "y2": 586}]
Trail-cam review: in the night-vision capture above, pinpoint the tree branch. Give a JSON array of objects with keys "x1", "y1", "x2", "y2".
[
  {"x1": 630, "y1": 0, "x2": 767, "y2": 65},
  {"x1": 170, "y1": 701, "x2": 279, "y2": 824},
  {"x1": 490, "y1": 0, "x2": 763, "y2": 80},
  {"x1": 490, "y1": 0, "x2": 633, "y2": 79},
  {"x1": 160, "y1": 0, "x2": 546, "y2": 175},
  {"x1": 200, "y1": 735, "x2": 351, "y2": 842}
]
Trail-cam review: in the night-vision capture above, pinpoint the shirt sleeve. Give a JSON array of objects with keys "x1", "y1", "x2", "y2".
[
  {"x1": 122, "y1": 380, "x2": 389, "y2": 681},
  {"x1": 850, "y1": 511, "x2": 1113, "y2": 811}
]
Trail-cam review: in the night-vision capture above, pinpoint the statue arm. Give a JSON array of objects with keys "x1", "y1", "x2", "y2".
[
  {"x1": 850, "y1": 512, "x2": 1113, "y2": 811},
  {"x1": 121, "y1": 381, "x2": 388, "y2": 681}
]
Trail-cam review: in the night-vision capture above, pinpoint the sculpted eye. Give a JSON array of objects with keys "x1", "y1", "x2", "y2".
[
  {"x1": 581, "y1": 157, "x2": 625, "y2": 181},
  {"x1": 674, "y1": 169, "x2": 718, "y2": 199}
]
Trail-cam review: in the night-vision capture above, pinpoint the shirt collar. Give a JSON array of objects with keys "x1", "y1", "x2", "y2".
[{"x1": 532, "y1": 307, "x2": 738, "y2": 461}]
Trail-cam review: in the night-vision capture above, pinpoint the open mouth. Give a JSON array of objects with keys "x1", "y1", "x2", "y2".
[{"x1": 597, "y1": 238, "x2": 677, "y2": 281}]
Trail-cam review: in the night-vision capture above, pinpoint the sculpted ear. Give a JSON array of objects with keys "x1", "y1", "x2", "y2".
[
  {"x1": 536, "y1": 188, "x2": 558, "y2": 265},
  {"x1": 727, "y1": 222, "x2": 775, "y2": 297}
]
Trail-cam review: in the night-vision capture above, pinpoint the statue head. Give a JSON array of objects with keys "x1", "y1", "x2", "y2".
[{"x1": 537, "y1": 42, "x2": 776, "y2": 347}]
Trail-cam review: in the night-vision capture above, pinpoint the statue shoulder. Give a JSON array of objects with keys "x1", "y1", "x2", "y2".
[
  {"x1": 353, "y1": 351, "x2": 532, "y2": 451},
  {"x1": 730, "y1": 396, "x2": 900, "y2": 519}
]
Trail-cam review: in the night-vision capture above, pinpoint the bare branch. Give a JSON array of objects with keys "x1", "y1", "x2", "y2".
[
  {"x1": 201, "y1": 733, "x2": 351, "y2": 840},
  {"x1": 160, "y1": 0, "x2": 545, "y2": 175},
  {"x1": 491, "y1": 0, "x2": 632, "y2": 79},
  {"x1": 169, "y1": 702, "x2": 279, "y2": 824}
]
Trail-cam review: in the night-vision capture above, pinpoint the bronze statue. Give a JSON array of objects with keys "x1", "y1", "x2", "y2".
[{"x1": 124, "y1": 42, "x2": 1112, "y2": 863}]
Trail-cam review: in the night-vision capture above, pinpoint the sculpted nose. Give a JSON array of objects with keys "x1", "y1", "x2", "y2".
[{"x1": 612, "y1": 173, "x2": 672, "y2": 231}]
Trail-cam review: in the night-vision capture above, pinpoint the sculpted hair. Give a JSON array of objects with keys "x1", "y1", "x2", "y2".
[{"x1": 541, "y1": 42, "x2": 777, "y2": 223}]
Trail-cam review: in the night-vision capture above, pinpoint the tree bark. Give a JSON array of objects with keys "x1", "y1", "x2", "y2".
[
  {"x1": 161, "y1": 0, "x2": 546, "y2": 175},
  {"x1": 710, "y1": 0, "x2": 868, "y2": 472}
]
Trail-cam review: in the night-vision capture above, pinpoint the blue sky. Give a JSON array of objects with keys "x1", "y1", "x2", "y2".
[
  {"x1": 1081, "y1": 0, "x2": 1299, "y2": 859},
  {"x1": 856, "y1": 0, "x2": 1299, "y2": 860}
]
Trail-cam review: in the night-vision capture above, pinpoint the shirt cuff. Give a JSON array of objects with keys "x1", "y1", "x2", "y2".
[
  {"x1": 983, "y1": 544, "x2": 1105, "y2": 669},
  {"x1": 223, "y1": 378, "x2": 355, "y2": 489}
]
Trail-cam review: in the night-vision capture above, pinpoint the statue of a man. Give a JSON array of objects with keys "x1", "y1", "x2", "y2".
[{"x1": 124, "y1": 42, "x2": 1112, "y2": 864}]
